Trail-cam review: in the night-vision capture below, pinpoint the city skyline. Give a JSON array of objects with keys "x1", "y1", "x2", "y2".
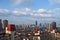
[{"x1": 0, "y1": 0, "x2": 60, "y2": 24}]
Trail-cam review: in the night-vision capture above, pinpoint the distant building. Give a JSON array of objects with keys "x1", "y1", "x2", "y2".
[
  {"x1": 33, "y1": 28, "x2": 40, "y2": 40},
  {"x1": 2, "y1": 20, "x2": 8, "y2": 31},
  {"x1": 0, "y1": 19, "x2": 3, "y2": 31},
  {"x1": 39, "y1": 23, "x2": 42, "y2": 28},
  {"x1": 51, "y1": 22, "x2": 56, "y2": 29},
  {"x1": 35, "y1": 20, "x2": 38, "y2": 26},
  {"x1": 6, "y1": 24, "x2": 16, "y2": 34},
  {"x1": 50, "y1": 27, "x2": 55, "y2": 33}
]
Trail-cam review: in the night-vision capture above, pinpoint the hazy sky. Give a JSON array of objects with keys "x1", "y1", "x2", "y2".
[{"x1": 0, "y1": 0, "x2": 60, "y2": 24}]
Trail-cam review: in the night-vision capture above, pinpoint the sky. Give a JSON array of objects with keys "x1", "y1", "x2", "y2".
[{"x1": 0, "y1": 0, "x2": 60, "y2": 24}]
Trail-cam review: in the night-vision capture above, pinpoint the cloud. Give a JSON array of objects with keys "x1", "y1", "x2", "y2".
[
  {"x1": 9, "y1": 0, "x2": 22, "y2": 6},
  {"x1": 37, "y1": 9, "x2": 46, "y2": 13},
  {"x1": 12, "y1": 9, "x2": 27, "y2": 16},
  {"x1": 12, "y1": 8, "x2": 35, "y2": 16},
  {"x1": 0, "y1": 9, "x2": 9, "y2": 16},
  {"x1": 0, "y1": 8, "x2": 60, "y2": 18},
  {"x1": 48, "y1": 0, "x2": 60, "y2": 4},
  {"x1": 52, "y1": 8, "x2": 60, "y2": 18},
  {"x1": 33, "y1": 14, "x2": 51, "y2": 17},
  {"x1": 12, "y1": 8, "x2": 52, "y2": 17},
  {"x1": 9, "y1": 0, "x2": 33, "y2": 6},
  {"x1": 34, "y1": 8, "x2": 52, "y2": 17}
]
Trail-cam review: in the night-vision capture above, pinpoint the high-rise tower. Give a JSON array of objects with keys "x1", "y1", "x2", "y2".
[
  {"x1": 3, "y1": 20, "x2": 8, "y2": 30},
  {"x1": 35, "y1": 20, "x2": 38, "y2": 26},
  {"x1": 51, "y1": 22, "x2": 56, "y2": 29},
  {"x1": 0, "y1": 19, "x2": 3, "y2": 31}
]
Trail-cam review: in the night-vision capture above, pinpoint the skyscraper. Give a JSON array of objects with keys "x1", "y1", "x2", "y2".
[
  {"x1": 35, "y1": 20, "x2": 38, "y2": 26},
  {"x1": 3, "y1": 20, "x2": 8, "y2": 30},
  {"x1": 51, "y1": 22, "x2": 56, "y2": 29},
  {"x1": 0, "y1": 19, "x2": 3, "y2": 31}
]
